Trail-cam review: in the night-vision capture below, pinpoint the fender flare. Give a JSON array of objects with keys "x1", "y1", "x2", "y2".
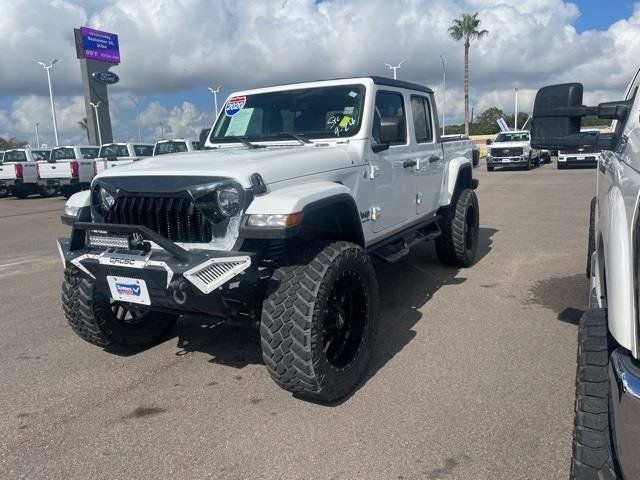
[
  {"x1": 439, "y1": 156, "x2": 473, "y2": 206},
  {"x1": 242, "y1": 181, "x2": 364, "y2": 245}
]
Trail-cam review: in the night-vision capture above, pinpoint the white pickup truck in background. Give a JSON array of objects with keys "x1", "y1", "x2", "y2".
[
  {"x1": 486, "y1": 130, "x2": 541, "y2": 171},
  {"x1": 37, "y1": 146, "x2": 101, "y2": 198},
  {"x1": 153, "y1": 139, "x2": 202, "y2": 156},
  {"x1": 0, "y1": 149, "x2": 39, "y2": 198},
  {"x1": 557, "y1": 128, "x2": 601, "y2": 169},
  {"x1": 95, "y1": 143, "x2": 154, "y2": 174}
]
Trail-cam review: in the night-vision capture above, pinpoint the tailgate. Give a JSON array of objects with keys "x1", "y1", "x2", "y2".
[
  {"x1": 38, "y1": 161, "x2": 71, "y2": 179},
  {"x1": 77, "y1": 160, "x2": 96, "y2": 183},
  {"x1": 21, "y1": 163, "x2": 38, "y2": 183},
  {"x1": 0, "y1": 163, "x2": 16, "y2": 181}
]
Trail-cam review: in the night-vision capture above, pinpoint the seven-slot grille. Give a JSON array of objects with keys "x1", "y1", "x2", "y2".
[
  {"x1": 106, "y1": 195, "x2": 212, "y2": 243},
  {"x1": 491, "y1": 147, "x2": 523, "y2": 157}
]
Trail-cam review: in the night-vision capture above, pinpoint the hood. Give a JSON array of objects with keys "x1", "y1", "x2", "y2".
[
  {"x1": 95, "y1": 144, "x2": 352, "y2": 188},
  {"x1": 490, "y1": 141, "x2": 529, "y2": 150}
]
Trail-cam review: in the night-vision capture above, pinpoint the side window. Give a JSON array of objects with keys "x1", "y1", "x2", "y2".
[
  {"x1": 410, "y1": 96, "x2": 433, "y2": 143},
  {"x1": 373, "y1": 91, "x2": 407, "y2": 145}
]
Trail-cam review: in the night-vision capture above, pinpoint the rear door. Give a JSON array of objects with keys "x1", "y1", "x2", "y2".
[
  {"x1": 370, "y1": 90, "x2": 417, "y2": 233},
  {"x1": 411, "y1": 95, "x2": 443, "y2": 215}
]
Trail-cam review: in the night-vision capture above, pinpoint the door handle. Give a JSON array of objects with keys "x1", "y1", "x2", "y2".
[
  {"x1": 403, "y1": 159, "x2": 417, "y2": 168},
  {"x1": 428, "y1": 156, "x2": 440, "y2": 163}
]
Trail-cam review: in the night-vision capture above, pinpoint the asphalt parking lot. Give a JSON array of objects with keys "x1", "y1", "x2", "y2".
[{"x1": 0, "y1": 162, "x2": 593, "y2": 480}]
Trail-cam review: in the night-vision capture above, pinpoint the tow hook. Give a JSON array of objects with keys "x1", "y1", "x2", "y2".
[{"x1": 170, "y1": 279, "x2": 189, "y2": 305}]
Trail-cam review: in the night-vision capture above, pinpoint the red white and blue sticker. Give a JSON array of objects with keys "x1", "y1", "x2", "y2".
[
  {"x1": 225, "y1": 96, "x2": 247, "y2": 117},
  {"x1": 106, "y1": 276, "x2": 151, "y2": 305}
]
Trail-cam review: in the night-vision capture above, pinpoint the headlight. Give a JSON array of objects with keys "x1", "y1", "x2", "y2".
[
  {"x1": 216, "y1": 185, "x2": 241, "y2": 216},
  {"x1": 99, "y1": 187, "x2": 115, "y2": 213}
]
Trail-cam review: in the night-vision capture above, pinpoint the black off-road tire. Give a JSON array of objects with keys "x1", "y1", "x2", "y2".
[
  {"x1": 61, "y1": 267, "x2": 177, "y2": 352},
  {"x1": 436, "y1": 188, "x2": 479, "y2": 268},
  {"x1": 572, "y1": 309, "x2": 619, "y2": 479},
  {"x1": 586, "y1": 197, "x2": 596, "y2": 278},
  {"x1": 260, "y1": 241, "x2": 379, "y2": 402}
]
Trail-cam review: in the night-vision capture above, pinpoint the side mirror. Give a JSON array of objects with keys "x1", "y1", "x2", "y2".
[
  {"x1": 372, "y1": 117, "x2": 404, "y2": 152},
  {"x1": 199, "y1": 128, "x2": 211, "y2": 147},
  {"x1": 531, "y1": 83, "x2": 631, "y2": 151}
]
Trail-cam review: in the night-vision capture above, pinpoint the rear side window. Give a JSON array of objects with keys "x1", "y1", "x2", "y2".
[
  {"x1": 99, "y1": 145, "x2": 129, "y2": 158},
  {"x1": 154, "y1": 142, "x2": 188, "y2": 156},
  {"x1": 32, "y1": 150, "x2": 51, "y2": 160},
  {"x1": 410, "y1": 96, "x2": 433, "y2": 143},
  {"x1": 80, "y1": 148, "x2": 100, "y2": 159},
  {"x1": 133, "y1": 145, "x2": 154, "y2": 156},
  {"x1": 373, "y1": 91, "x2": 407, "y2": 145}
]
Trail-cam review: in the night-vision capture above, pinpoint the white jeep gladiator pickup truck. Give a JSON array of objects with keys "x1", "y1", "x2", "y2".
[
  {"x1": 95, "y1": 143, "x2": 154, "y2": 174},
  {"x1": 58, "y1": 76, "x2": 479, "y2": 402},
  {"x1": 532, "y1": 75, "x2": 640, "y2": 479},
  {"x1": 0, "y1": 148, "x2": 39, "y2": 198},
  {"x1": 153, "y1": 138, "x2": 201, "y2": 156},
  {"x1": 557, "y1": 128, "x2": 602, "y2": 170},
  {"x1": 486, "y1": 130, "x2": 541, "y2": 171},
  {"x1": 37, "y1": 145, "x2": 101, "y2": 198}
]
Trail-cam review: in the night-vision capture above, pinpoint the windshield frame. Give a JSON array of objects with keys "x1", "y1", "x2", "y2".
[{"x1": 209, "y1": 83, "x2": 367, "y2": 145}]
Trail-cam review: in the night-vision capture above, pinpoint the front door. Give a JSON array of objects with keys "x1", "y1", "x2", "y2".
[{"x1": 370, "y1": 90, "x2": 417, "y2": 233}]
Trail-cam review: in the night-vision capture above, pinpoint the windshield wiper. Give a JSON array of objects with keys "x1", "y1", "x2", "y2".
[
  {"x1": 227, "y1": 136, "x2": 264, "y2": 149},
  {"x1": 276, "y1": 132, "x2": 313, "y2": 145}
]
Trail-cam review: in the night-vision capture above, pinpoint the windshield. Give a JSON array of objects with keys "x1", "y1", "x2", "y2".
[
  {"x1": 52, "y1": 148, "x2": 76, "y2": 160},
  {"x1": 99, "y1": 144, "x2": 129, "y2": 158},
  {"x1": 80, "y1": 147, "x2": 100, "y2": 159},
  {"x1": 133, "y1": 145, "x2": 154, "y2": 156},
  {"x1": 4, "y1": 151, "x2": 27, "y2": 162},
  {"x1": 211, "y1": 84, "x2": 366, "y2": 143},
  {"x1": 495, "y1": 132, "x2": 530, "y2": 142},
  {"x1": 154, "y1": 141, "x2": 188, "y2": 156}
]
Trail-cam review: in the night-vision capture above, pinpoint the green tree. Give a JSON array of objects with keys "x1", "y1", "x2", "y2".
[
  {"x1": 0, "y1": 137, "x2": 28, "y2": 150},
  {"x1": 448, "y1": 13, "x2": 489, "y2": 136},
  {"x1": 78, "y1": 117, "x2": 89, "y2": 143}
]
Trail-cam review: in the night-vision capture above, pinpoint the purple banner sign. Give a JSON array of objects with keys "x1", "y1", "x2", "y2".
[{"x1": 80, "y1": 27, "x2": 120, "y2": 64}]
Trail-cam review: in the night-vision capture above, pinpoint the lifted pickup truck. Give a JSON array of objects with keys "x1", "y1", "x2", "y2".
[
  {"x1": 95, "y1": 143, "x2": 154, "y2": 174},
  {"x1": 532, "y1": 75, "x2": 640, "y2": 479},
  {"x1": 0, "y1": 149, "x2": 39, "y2": 198},
  {"x1": 153, "y1": 139, "x2": 201, "y2": 156},
  {"x1": 59, "y1": 76, "x2": 479, "y2": 402},
  {"x1": 37, "y1": 145, "x2": 101, "y2": 198},
  {"x1": 486, "y1": 130, "x2": 541, "y2": 171}
]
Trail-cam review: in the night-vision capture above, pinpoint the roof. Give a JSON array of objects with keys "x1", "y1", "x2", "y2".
[{"x1": 239, "y1": 76, "x2": 433, "y2": 95}]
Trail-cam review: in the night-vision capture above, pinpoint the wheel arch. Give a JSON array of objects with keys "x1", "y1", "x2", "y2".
[{"x1": 440, "y1": 157, "x2": 474, "y2": 206}]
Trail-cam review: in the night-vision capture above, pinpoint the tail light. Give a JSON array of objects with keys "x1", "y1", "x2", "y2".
[
  {"x1": 70, "y1": 161, "x2": 79, "y2": 178},
  {"x1": 14, "y1": 163, "x2": 23, "y2": 179}
]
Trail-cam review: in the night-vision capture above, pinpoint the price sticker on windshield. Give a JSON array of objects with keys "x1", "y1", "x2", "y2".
[{"x1": 225, "y1": 96, "x2": 247, "y2": 117}]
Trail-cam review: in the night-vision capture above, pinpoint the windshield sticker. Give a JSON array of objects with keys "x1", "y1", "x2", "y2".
[
  {"x1": 226, "y1": 108, "x2": 255, "y2": 136},
  {"x1": 338, "y1": 116, "x2": 351, "y2": 129},
  {"x1": 343, "y1": 106, "x2": 355, "y2": 115},
  {"x1": 327, "y1": 114, "x2": 356, "y2": 136},
  {"x1": 225, "y1": 96, "x2": 247, "y2": 117},
  {"x1": 348, "y1": 91, "x2": 358, "y2": 98}
]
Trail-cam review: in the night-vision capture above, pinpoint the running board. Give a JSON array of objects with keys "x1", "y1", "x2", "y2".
[{"x1": 371, "y1": 220, "x2": 441, "y2": 264}]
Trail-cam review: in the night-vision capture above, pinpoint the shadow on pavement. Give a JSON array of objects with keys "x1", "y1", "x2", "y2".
[
  {"x1": 174, "y1": 227, "x2": 497, "y2": 403},
  {"x1": 527, "y1": 273, "x2": 588, "y2": 325}
]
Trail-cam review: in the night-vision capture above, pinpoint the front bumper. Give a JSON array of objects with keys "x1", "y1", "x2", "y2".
[
  {"x1": 610, "y1": 348, "x2": 640, "y2": 479},
  {"x1": 59, "y1": 222, "x2": 253, "y2": 317},
  {"x1": 557, "y1": 156, "x2": 598, "y2": 167},
  {"x1": 487, "y1": 156, "x2": 529, "y2": 167}
]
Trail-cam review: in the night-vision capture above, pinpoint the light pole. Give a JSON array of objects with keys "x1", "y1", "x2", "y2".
[
  {"x1": 514, "y1": 87, "x2": 519, "y2": 130},
  {"x1": 440, "y1": 55, "x2": 446, "y2": 136},
  {"x1": 34, "y1": 123, "x2": 40, "y2": 148},
  {"x1": 90, "y1": 101, "x2": 102, "y2": 145},
  {"x1": 208, "y1": 85, "x2": 222, "y2": 119},
  {"x1": 159, "y1": 121, "x2": 165, "y2": 139},
  {"x1": 129, "y1": 96, "x2": 142, "y2": 142},
  {"x1": 37, "y1": 59, "x2": 59, "y2": 146},
  {"x1": 384, "y1": 58, "x2": 406, "y2": 80}
]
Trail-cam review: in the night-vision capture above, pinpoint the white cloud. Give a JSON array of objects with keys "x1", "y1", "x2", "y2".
[{"x1": 1, "y1": 0, "x2": 640, "y2": 142}]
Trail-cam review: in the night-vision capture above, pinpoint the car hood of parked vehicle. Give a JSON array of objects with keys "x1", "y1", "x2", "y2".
[
  {"x1": 95, "y1": 144, "x2": 353, "y2": 187},
  {"x1": 490, "y1": 141, "x2": 529, "y2": 150}
]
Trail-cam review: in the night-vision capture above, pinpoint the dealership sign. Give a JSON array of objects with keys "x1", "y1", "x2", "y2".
[
  {"x1": 75, "y1": 27, "x2": 120, "y2": 64},
  {"x1": 92, "y1": 71, "x2": 119, "y2": 85}
]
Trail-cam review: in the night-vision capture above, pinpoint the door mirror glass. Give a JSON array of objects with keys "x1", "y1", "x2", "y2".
[{"x1": 379, "y1": 117, "x2": 404, "y2": 144}]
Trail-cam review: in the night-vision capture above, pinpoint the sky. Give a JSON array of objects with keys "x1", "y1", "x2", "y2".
[{"x1": 0, "y1": 0, "x2": 639, "y2": 146}]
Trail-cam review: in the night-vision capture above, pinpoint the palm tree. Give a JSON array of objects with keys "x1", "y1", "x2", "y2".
[
  {"x1": 78, "y1": 117, "x2": 89, "y2": 143},
  {"x1": 448, "y1": 13, "x2": 488, "y2": 136}
]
